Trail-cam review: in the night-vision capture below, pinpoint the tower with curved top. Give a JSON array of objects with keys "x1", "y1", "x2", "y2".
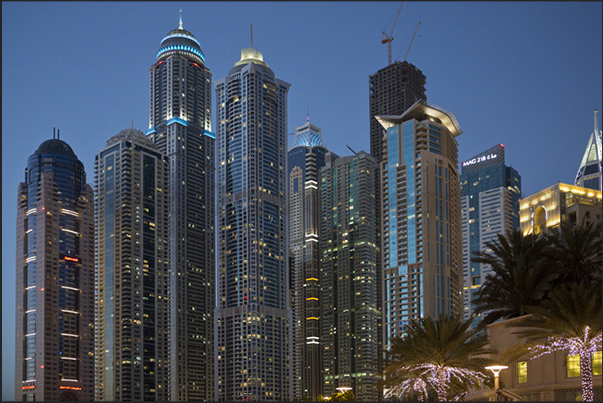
[
  {"x1": 15, "y1": 134, "x2": 94, "y2": 401},
  {"x1": 146, "y1": 11, "x2": 215, "y2": 401},
  {"x1": 214, "y1": 46, "x2": 293, "y2": 401}
]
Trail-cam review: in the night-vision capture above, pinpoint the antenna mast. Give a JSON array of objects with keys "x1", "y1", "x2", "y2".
[
  {"x1": 251, "y1": 24, "x2": 253, "y2": 48},
  {"x1": 179, "y1": 9, "x2": 183, "y2": 29}
]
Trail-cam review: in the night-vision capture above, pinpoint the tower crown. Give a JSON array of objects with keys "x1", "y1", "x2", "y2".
[
  {"x1": 156, "y1": 10, "x2": 205, "y2": 65},
  {"x1": 234, "y1": 47, "x2": 269, "y2": 68},
  {"x1": 35, "y1": 139, "x2": 76, "y2": 157}
]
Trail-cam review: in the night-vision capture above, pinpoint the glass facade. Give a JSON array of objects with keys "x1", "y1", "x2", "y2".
[
  {"x1": 214, "y1": 48, "x2": 293, "y2": 401},
  {"x1": 15, "y1": 138, "x2": 94, "y2": 401},
  {"x1": 574, "y1": 110, "x2": 602, "y2": 191},
  {"x1": 288, "y1": 121, "x2": 330, "y2": 400},
  {"x1": 94, "y1": 129, "x2": 170, "y2": 401},
  {"x1": 460, "y1": 146, "x2": 521, "y2": 328},
  {"x1": 320, "y1": 152, "x2": 380, "y2": 401},
  {"x1": 147, "y1": 16, "x2": 216, "y2": 401},
  {"x1": 379, "y1": 102, "x2": 463, "y2": 348}
]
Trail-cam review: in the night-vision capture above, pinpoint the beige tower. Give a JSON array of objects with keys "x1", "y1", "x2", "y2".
[{"x1": 377, "y1": 101, "x2": 463, "y2": 347}]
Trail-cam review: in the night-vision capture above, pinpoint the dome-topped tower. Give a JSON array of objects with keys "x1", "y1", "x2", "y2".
[
  {"x1": 156, "y1": 9, "x2": 205, "y2": 65},
  {"x1": 34, "y1": 139, "x2": 76, "y2": 157},
  {"x1": 147, "y1": 9, "x2": 215, "y2": 401}
]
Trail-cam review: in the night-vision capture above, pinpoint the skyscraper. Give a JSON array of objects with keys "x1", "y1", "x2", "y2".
[
  {"x1": 459, "y1": 144, "x2": 521, "y2": 329},
  {"x1": 146, "y1": 12, "x2": 216, "y2": 400},
  {"x1": 574, "y1": 109, "x2": 602, "y2": 191},
  {"x1": 320, "y1": 150, "x2": 380, "y2": 400},
  {"x1": 214, "y1": 46, "x2": 293, "y2": 401},
  {"x1": 94, "y1": 128, "x2": 170, "y2": 401},
  {"x1": 288, "y1": 119, "x2": 332, "y2": 400},
  {"x1": 377, "y1": 101, "x2": 463, "y2": 345},
  {"x1": 369, "y1": 61, "x2": 427, "y2": 162},
  {"x1": 15, "y1": 133, "x2": 94, "y2": 401}
]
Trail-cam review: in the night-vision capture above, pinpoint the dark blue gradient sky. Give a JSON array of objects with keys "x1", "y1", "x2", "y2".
[{"x1": 2, "y1": 2, "x2": 601, "y2": 399}]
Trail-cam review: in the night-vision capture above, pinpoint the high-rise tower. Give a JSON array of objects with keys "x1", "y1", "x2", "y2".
[
  {"x1": 574, "y1": 109, "x2": 602, "y2": 191},
  {"x1": 369, "y1": 61, "x2": 427, "y2": 163},
  {"x1": 146, "y1": 12, "x2": 216, "y2": 401},
  {"x1": 214, "y1": 47, "x2": 292, "y2": 401},
  {"x1": 94, "y1": 128, "x2": 170, "y2": 401},
  {"x1": 459, "y1": 144, "x2": 521, "y2": 329},
  {"x1": 320, "y1": 151, "x2": 380, "y2": 400},
  {"x1": 377, "y1": 102, "x2": 463, "y2": 345},
  {"x1": 288, "y1": 119, "x2": 333, "y2": 400},
  {"x1": 15, "y1": 134, "x2": 94, "y2": 401}
]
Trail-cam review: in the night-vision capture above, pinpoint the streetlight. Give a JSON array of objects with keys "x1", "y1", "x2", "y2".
[{"x1": 485, "y1": 365, "x2": 508, "y2": 392}]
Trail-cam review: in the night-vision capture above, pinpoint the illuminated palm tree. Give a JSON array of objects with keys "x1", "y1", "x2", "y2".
[
  {"x1": 381, "y1": 314, "x2": 495, "y2": 401},
  {"x1": 471, "y1": 229, "x2": 556, "y2": 327},
  {"x1": 503, "y1": 282, "x2": 602, "y2": 401}
]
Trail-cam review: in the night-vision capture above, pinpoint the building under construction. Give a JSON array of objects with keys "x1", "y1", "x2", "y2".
[{"x1": 369, "y1": 61, "x2": 427, "y2": 163}]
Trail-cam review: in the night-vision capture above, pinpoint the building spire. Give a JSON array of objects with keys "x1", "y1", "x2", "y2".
[
  {"x1": 595, "y1": 109, "x2": 599, "y2": 138},
  {"x1": 179, "y1": 9, "x2": 183, "y2": 30},
  {"x1": 250, "y1": 24, "x2": 253, "y2": 48},
  {"x1": 307, "y1": 107, "x2": 310, "y2": 124}
]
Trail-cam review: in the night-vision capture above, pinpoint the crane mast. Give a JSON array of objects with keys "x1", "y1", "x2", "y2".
[
  {"x1": 381, "y1": 1, "x2": 404, "y2": 66},
  {"x1": 403, "y1": 21, "x2": 421, "y2": 62}
]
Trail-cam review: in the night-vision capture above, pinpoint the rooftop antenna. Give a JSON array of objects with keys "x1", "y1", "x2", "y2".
[
  {"x1": 132, "y1": 119, "x2": 134, "y2": 130},
  {"x1": 307, "y1": 107, "x2": 310, "y2": 124},
  {"x1": 595, "y1": 109, "x2": 599, "y2": 136},
  {"x1": 251, "y1": 24, "x2": 253, "y2": 48},
  {"x1": 53, "y1": 127, "x2": 56, "y2": 140},
  {"x1": 57, "y1": 129, "x2": 60, "y2": 140},
  {"x1": 179, "y1": 9, "x2": 183, "y2": 29}
]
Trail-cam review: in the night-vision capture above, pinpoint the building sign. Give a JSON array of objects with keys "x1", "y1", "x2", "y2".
[
  {"x1": 60, "y1": 386, "x2": 82, "y2": 391},
  {"x1": 61, "y1": 254, "x2": 80, "y2": 264},
  {"x1": 462, "y1": 153, "x2": 498, "y2": 167},
  {"x1": 460, "y1": 144, "x2": 505, "y2": 174}
]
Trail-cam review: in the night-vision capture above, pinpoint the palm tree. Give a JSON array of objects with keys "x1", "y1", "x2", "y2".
[
  {"x1": 548, "y1": 221, "x2": 602, "y2": 286},
  {"x1": 381, "y1": 314, "x2": 496, "y2": 401},
  {"x1": 471, "y1": 229, "x2": 557, "y2": 327},
  {"x1": 502, "y1": 281, "x2": 602, "y2": 401}
]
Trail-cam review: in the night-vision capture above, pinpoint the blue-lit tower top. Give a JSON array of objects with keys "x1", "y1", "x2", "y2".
[
  {"x1": 156, "y1": 9, "x2": 205, "y2": 65},
  {"x1": 291, "y1": 116, "x2": 324, "y2": 148}
]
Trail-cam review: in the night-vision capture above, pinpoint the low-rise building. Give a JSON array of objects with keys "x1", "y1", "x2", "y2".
[
  {"x1": 466, "y1": 317, "x2": 602, "y2": 401},
  {"x1": 519, "y1": 182, "x2": 602, "y2": 235}
]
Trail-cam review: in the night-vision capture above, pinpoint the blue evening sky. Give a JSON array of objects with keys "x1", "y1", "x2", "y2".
[{"x1": 2, "y1": 2, "x2": 601, "y2": 399}]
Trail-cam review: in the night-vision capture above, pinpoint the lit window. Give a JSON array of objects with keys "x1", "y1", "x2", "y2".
[
  {"x1": 517, "y1": 361, "x2": 527, "y2": 383},
  {"x1": 567, "y1": 354, "x2": 580, "y2": 378},
  {"x1": 593, "y1": 351, "x2": 602, "y2": 376}
]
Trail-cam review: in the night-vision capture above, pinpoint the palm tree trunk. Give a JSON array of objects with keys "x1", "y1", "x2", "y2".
[
  {"x1": 580, "y1": 351, "x2": 594, "y2": 401},
  {"x1": 435, "y1": 373, "x2": 448, "y2": 401}
]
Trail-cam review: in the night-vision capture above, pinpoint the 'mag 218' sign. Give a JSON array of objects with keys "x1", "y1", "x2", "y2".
[{"x1": 462, "y1": 153, "x2": 498, "y2": 167}]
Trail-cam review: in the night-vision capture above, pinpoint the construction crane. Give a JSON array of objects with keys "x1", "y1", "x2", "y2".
[
  {"x1": 403, "y1": 21, "x2": 421, "y2": 62},
  {"x1": 381, "y1": 1, "x2": 404, "y2": 66}
]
